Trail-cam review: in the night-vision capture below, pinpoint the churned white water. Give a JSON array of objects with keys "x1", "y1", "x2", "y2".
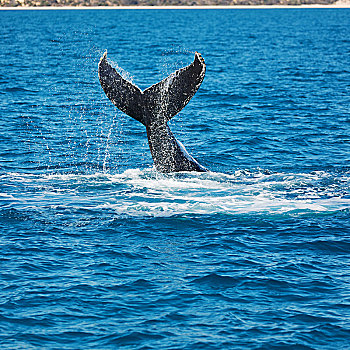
[{"x1": 1, "y1": 169, "x2": 349, "y2": 217}]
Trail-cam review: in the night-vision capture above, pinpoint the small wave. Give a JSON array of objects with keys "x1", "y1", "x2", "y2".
[
  {"x1": 100, "y1": 330, "x2": 165, "y2": 347},
  {"x1": 5, "y1": 87, "x2": 39, "y2": 94},
  {"x1": 190, "y1": 273, "x2": 241, "y2": 289}
]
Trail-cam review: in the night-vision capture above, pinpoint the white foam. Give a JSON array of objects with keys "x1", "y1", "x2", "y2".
[{"x1": 1, "y1": 170, "x2": 349, "y2": 217}]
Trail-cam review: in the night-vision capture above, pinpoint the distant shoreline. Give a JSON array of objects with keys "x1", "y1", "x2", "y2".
[{"x1": 1, "y1": 3, "x2": 350, "y2": 8}]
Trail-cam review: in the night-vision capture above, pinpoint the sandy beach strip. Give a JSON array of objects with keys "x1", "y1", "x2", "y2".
[{"x1": 1, "y1": 1, "x2": 350, "y2": 9}]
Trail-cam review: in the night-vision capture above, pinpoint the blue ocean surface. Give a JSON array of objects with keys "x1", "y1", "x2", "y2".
[{"x1": 0, "y1": 8, "x2": 350, "y2": 349}]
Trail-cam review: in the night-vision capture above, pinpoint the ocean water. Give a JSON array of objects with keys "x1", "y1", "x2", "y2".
[{"x1": 1, "y1": 8, "x2": 350, "y2": 349}]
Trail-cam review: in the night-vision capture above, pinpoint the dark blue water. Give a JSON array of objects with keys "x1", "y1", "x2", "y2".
[{"x1": 1, "y1": 8, "x2": 350, "y2": 349}]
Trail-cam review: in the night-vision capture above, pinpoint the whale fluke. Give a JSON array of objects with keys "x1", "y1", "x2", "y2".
[
  {"x1": 98, "y1": 51, "x2": 207, "y2": 173},
  {"x1": 98, "y1": 51, "x2": 145, "y2": 125},
  {"x1": 143, "y1": 52, "x2": 206, "y2": 125}
]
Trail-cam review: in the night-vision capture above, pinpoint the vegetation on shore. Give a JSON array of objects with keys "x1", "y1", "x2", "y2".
[{"x1": 0, "y1": 0, "x2": 338, "y2": 7}]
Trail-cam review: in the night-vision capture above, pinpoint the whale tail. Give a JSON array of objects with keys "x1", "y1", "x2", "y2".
[{"x1": 98, "y1": 51, "x2": 206, "y2": 126}]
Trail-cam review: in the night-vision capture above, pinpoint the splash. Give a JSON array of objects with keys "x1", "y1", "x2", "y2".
[{"x1": 1, "y1": 169, "x2": 349, "y2": 218}]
